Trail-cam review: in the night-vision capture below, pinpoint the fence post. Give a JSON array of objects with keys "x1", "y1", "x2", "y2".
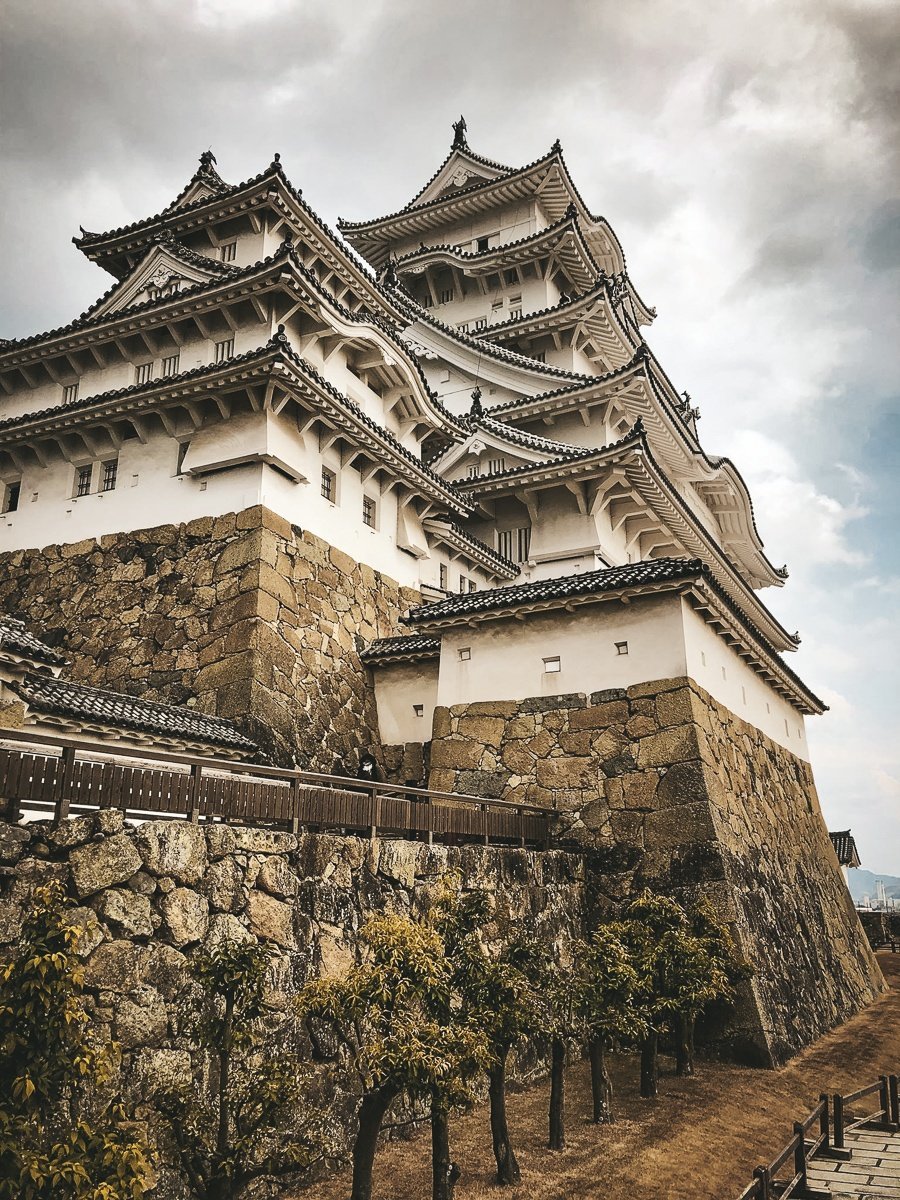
[
  {"x1": 819, "y1": 1094, "x2": 830, "y2": 1154},
  {"x1": 880, "y1": 1075, "x2": 890, "y2": 1123},
  {"x1": 425, "y1": 795, "x2": 433, "y2": 847},
  {"x1": 369, "y1": 786, "x2": 380, "y2": 842},
  {"x1": 290, "y1": 773, "x2": 300, "y2": 837},
  {"x1": 54, "y1": 744, "x2": 76, "y2": 824},
  {"x1": 890, "y1": 1075, "x2": 900, "y2": 1127},
  {"x1": 189, "y1": 763, "x2": 202, "y2": 823},
  {"x1": 833, "y1": 1093, "x2": 844, "y2": 1150},
  {"x1": 481, "y1": 803, "x2": 489, "y2": 846},
  {"x1": 753, "y1": 1164, "x2": 770, "y2": 1200},
  {"x1": 793, "y1": 1122, "x2": 809, "y2": 1190}
]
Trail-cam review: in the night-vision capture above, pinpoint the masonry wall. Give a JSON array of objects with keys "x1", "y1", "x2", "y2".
[
  {"x1": 428, "y1": 677, "x2": 886, "y2": 1064},
  {"x1": 0, "y1": 814, "x2": 585, "y2": 1200},
  {"x1": 0, "y1": 506, "x2": 418, "y2": 770}
]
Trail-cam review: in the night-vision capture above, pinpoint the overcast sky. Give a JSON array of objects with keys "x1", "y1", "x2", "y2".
[{"x1": 1, "y1": 0, "x2": 898, "y2": 873}]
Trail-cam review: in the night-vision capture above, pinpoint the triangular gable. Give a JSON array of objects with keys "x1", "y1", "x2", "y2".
[
  {"x1": 407, "y1": 149, "x2": 512, "y2": 210},
  {"x1": 85, "y1": 240, "x2": 232, "y2": 319},
  {"x1": 432, "y1": 418, "x2": 565, "y2": 482},
  {"x1": 164, "y1": 151, "x2": 232, "y2": 214}
]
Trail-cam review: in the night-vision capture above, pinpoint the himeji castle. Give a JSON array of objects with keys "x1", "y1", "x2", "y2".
[{"x1": 0, "y1": 123, "x2": 883, "y2": 1063}]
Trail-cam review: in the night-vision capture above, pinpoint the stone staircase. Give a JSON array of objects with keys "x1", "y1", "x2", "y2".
[{"x1": 807, "y1": 1126, "x2": 900, "y2": 1198}]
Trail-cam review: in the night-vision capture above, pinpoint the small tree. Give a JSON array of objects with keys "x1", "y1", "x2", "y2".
[
  {"x1": 435, "y1": 891, "x2": 542, "y2": 1185},
  {"x1": 539, "y1": 952, "x2": 579, "y2": 1151},
  {"x1": 298, "y1": 912, "x2": 488, "y2": 1200},
  {"x1": 0, "y1": 882, "x2": 154, "y2": 1200},
  {"x1": 158, "y1": 938, "x2": 327, "y2": 1200},
  {"x1": 572, "y1": 924, "x2": 646, "y2": 1123}
]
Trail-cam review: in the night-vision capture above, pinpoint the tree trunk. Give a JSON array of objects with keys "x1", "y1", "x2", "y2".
[
  {"x1": 640, "y1": 1031, "x2": 659, "y2": 1099},
  {"x1": 351, "y1": 1085, "x2": 397, "y2": 1200},
  {"x1": 431, "y1": 1090, "x2": 459, "y2": 1200},
  {"x1": 675, "y1": 1012, "x2": 695, "y2": 1076},
  {"x1": 548, "y1": 1036, "x2": 566, "y2": 1150},
  {"x1": 488, "y1": 1053, "x2": 521, "y2": 1184},
  {"x1": 589, "y1": 1037, "x2": 614, "y2": 1123}
]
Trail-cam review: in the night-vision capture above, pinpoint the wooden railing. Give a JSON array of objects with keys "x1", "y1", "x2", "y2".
[
  {"x1": 737, "y1": 1073, "x2": 900, "y2": 1199},
  {"x1": 0, "y1": 728, "x2": 553, "y2": 848}
]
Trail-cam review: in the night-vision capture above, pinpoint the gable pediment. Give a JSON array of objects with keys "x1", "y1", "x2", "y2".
[
  {"x1": 435, "y1": 428, "x2": 543, "y2": 482},
  {"x1": 408, "y1": 150, "x2": 510, "y2": 210},
  {"x1": 86, "y1": 242, "x2": 229, "y2": 318}
]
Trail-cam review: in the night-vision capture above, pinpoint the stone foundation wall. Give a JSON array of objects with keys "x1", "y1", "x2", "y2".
[
  {"x1": 429, "y1": 677, "x2": 885, "y2": 1064},
  {"x1": 0, "y1": 507, "x2": 418, "y2": 769},
  {"x1": 0, "y1": 814, "x2": 586, "y2": 1199}
]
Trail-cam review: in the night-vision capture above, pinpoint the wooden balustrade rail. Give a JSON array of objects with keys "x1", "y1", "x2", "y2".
[
  {"x1": 0, "y1": 728, "x2": 553, "y2": 849},
  {"x1": 737, "y1": 1072, "x2": 900, "y2": 1199}
]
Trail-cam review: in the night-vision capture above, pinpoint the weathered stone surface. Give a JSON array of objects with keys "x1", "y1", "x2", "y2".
[
  {"x1": 84, "y1": 940, "x2": 148, "y2": 992},
  {"x1": 0, "y1": 824, "x2": 30, "y2": 865},
  {"x1": 68, "y1": 906, "x2": 106, "y2": 956},
  {"x1": 205, "y1": 912, "x2": 255, "y2": 950},
  {"x1": 70, "y1": 834, "x2": 142, "y2": 897},
  {"x1": 205, "y1": 825, "x2": 297, "y2": 858},
  {"x1": 135, "y1": 821, "x2": 208, "y2": 884},
  {"x1": 115, "y1": 987, "x2": 168, "y2": 1048},
  {"x1": 159, "y1": 888, "x2": 209, "y2": 947},
  {"x1": 90, "y1": 887, "x2": 153, "y2": 937},
  {"x1": 135, "y1": 1048, "x2": 193, "y2": 1094},
  {"x1": 246, "y1": 889, "x2": 296, "y2": 949},
  {"x1": 0, "y1": 900, "x2": 23, "y2": 944},
  {"x1": 203, "y1": 856, "x2": 245, "y2": 911},
  {"x1": 256, "y1": 855, "x2": 298, "y2": 899}
]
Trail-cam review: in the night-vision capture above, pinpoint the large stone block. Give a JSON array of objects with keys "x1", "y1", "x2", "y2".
[
  {"x1": 135, "y1": 821, "x2": 208, "y2": 885},
  {"x1": 160, "y1": 888, "x2": 209, "y2": 947},
  {"x1": 70, "y1": 834, "x2": 142, "y2": 898}
]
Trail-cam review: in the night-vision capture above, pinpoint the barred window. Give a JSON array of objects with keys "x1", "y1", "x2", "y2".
[
  {"x1": 321, "y1": 466, "x2": 336, "y2": 502},
  {"x1": 219, "y1": 241, "x2": 237, "y2": 262},
  {"x1": 75, "y1": 465, "x2": 92, "y2": 497},
  {"x1": 362, "y1": 496, "x2": 377, "y2": 528},
  {"x1": 498, "y1": 527, "x2": 531, "y2": 563},
  {"x1": 440, "y1": 288, "x2": 454, "y2": 304},
  {"x1": 214, "y1": 338, "x2": 234, "y2": 363},
  {"x1": 459, "y1": 574, "x2": 467, "y2": 593},
  {"x1": 101, "y1": 459, "x2": 118, "y2": 493},
  {"x1": 135, "y1": 362, "x2": 154, "y2": 385},
  {"x1": 439, "y1": 563, "x2": 448, "y2": 590},
  {"x1": 161, "y1": 353, "x2": 180, "y2": 377},
  {"x1": 63, "y1": 382, "x2": 79, "y2": 403}
]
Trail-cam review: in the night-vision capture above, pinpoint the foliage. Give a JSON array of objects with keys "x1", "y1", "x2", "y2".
[
  {"x1": 0, "y1": 882, "x2": 154, "y2": 1200},
  {"x1": 572, "y1": 924, "x2": 647, "y2": 1047},
  {"x1": 158, "y1": 938, "x2": 327, "y2": 1200}
]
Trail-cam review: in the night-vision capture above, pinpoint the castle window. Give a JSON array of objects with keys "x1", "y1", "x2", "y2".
[
  {"x1": 219, "y1": 241, "x2": 237, "y2": 263},
  {"x1": 473, "y1": 317, "x2": 487, "y2": 331},
  {"x1": 439, "y1": 563, "x2": 448, "y2": 590},
  {"x1": 468, "y1": 580, "x2": 477, "y2": 593},
  {"x1": 615, "y1": 641, "x2": 629, "y2": 656},
  {"x1": 162, "y1": 353, "x2": 180, "y2": 377},
  {"x1": 467, "y1": 464, "x2": 480, "y2": 478},
  {"x1": 135, "y1": 362, "x2": 154, "y2": 385},
  {"x1": 413, "y1": 704, "x2": 424, "y2": 718},
  {"x1": 362, "y1": 495, "x2": 377, "y2": 528},
  {"x1": 504, "y1": 270, "x2": 518, "y2": 285},
  {"x1": 421, "y1": 292, "x2": 433, "y2": 308},
  {"x1": 459, "y1": 574, "x2": 468, "y2": 592},
  {"x1": 488, "y1": 457, "x2": 505, "y2": 474},
  {"x1": 533, "y1": 350, "x2": 546, "y2": 363},
  {"x1": 321, "y1": 466, "x2": 336, "y2": 502},
  {"x1": 75, "y1": 465, "x2": 92, "y2": 497},
  {"x1": 63, "y1": 382, "x2": 79, "y2": 404},
  {"x1": 440, "y1": 288, "x2": 454, "y2": 304},
  {"x1": 458, "y1": 647, "x2": 471, "y2": 662},
  {"x1": 2, "y1": 481, "x2": 20, "y2": 514},
  {"x1": 476, "y1": 236, "x2": 490, "y2": 252},
  {"x1": 101, "y1": 459, "x2": 118, "y2": 493},
  {"x1": 214, "y1": 337, "x2": 234, "y2": 363},
  {"x1": 491, "y1": 300, "x2": 503, "y2": 317},
  {"x1": 543, "y1": 656, "x2": 561, "y2": 674}
]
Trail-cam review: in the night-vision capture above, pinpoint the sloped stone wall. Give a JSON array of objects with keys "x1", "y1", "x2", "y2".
[
  {"x1": 0, "y1": 506, "x2": 418, "y2": 769},
  {"x1": 0, "y1": 814, "x2": 586, "y2": 1199},
  {"x1": 429, "y1": 677, "x2": 885, "y2": 1064}
]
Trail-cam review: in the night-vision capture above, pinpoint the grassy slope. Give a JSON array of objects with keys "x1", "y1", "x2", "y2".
[{"x1": 292, "y1": 954, "x2": 900, "y2": 1200}]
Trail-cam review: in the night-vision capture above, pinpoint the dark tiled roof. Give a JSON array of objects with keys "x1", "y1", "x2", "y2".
[
  {"x1": 404, "y1": 556, "x2": 703, "y2": 624},
  {"x1": 8, "y1": 673, "x2": 257, "y2": 754},
  {"x1": 403, "y1": 145, "x2": 516, "y2": 210},
  {"x1": 829, "y1": 831, "x2": 861, "y2": 867},
  {"x1": 0, "y1": 617, "x2": 68, "y2": 668},
  {"x1": 360, "y1": 634, "x2": 441, "y2": 664},
  {"x1": 424, "y1": 516, "x2": 520, "y2": 577},
  {"x1": 473, "y1": 274, "x2": 636, "y2": 342},
  {"x1": 476, "y1": 412, "x2": 588, "y2": 458}
]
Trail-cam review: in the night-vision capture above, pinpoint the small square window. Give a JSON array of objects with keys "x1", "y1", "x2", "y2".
[
  {"x1": 440, "y1": 288, "x2": 454, "y2": 304},
  {"x1": 476, "y1": 236, "x2": 490, "y2": 253},
  {"x1": 468, "y1": 580, "x2": 477, "y2": 593},
  {"x1": 219, "y1": 241, "x2": 237, "y2": 263},
  {"x1": 75, "y1": 465, "x2": 92, "y2": 497},
  {"x1": 467, "y1": 464, "x2": 480, "y2": 478},
  {"x1": 2, "y1": 481, "x2": 20, "y2": 514},
  {"x1": 543, "y1": 656, "x2": 561, "y2": 674},
  {"x1": 488, "y1": 458, "x2": 505, "y2": 474},
  {"x1": 214, "y1": 337, "x2": 234, "y2": 363},
  {"x1": 458, "y1": 647, "x2": 471, "y2": 662},
  {"x1": 473, "y1": 317, "x2": 487, "y2": 330},
  {"x1": 439, "y1": 563, "x2": 448, "y2": 590},
  {"x1": 459, "y1": 575, "x2": 467, "y2": 593},
  {"x1": 101, "y1": 459, "x2": 118, "y2": 493},
  {"x1": 321, "y1": 466, "x2": 336, "y2": 502},
  {"x1": 615, "y1": 641, "x2": 629, "y2": 656},
  {"x1": 509, "y1": 307, "x2": 522, "y2": 321},
  {"x1": 504, "y1": 270, "x2": 518, "y2": 285},
  {"x1": 161, "y1": 353, "x2": 180, "y2": 377},
  {"x1": 63, "y1": 382, "x2": 79, "y2": 403},
  {"x1": 362, "y1": 495, "x2": 377, "y2": 528},
  {"x1": 413, "y1": 704, "x2": 424, "y2": 718},
  {"x1": 421, "y1": 292, "x2": 433, "y2": 308},
  {"x1": 135, "y1": 362, "x2": 154, "y2": 385}
]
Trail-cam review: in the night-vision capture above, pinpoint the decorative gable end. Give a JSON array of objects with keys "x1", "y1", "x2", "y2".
[{"x1": 85, "y1": 240, "x2": 234, "y2": 318}]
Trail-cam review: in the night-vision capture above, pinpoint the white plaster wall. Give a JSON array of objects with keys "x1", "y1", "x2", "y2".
[
  {"x1": 435, "y1": 596, "x2": 688, "y2": 708},
  {"x1": 679, "y1": 598, "x2": 810, "y2": 758},
  {"x1": 373, "y1": 660, "x2": 439, "y2": 746}
]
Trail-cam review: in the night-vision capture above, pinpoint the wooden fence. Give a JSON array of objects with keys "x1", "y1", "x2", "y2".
[
  {"x1": 737, "y1": 1073, "x2": 900, "y2": 1199},
  {"x1": 0, "y1": 728, "x2": 553, "y2": 848}
]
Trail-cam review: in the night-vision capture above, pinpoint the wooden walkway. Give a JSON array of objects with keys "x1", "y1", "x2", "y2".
[{"x1": 808, "y1": 1126, "x2": 900, "y2": 1198}]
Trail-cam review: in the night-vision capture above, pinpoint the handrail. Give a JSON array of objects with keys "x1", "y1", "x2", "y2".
[
  {"x1": 739, "y1": 1075, "x2": 900, "y2": 1200},
  {"x1": 0, "y1": 727, "x2": 555, "y2": 848}
]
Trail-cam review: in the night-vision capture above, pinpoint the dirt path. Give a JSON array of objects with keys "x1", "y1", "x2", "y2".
[{"x1": 291, "y1": 954, "x2": 900, "y2": 1200}]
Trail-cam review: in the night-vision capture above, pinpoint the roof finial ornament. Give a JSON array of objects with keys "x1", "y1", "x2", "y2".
[
  {"x1": 280, "y1": 227, "x2": 294, "y2": 253},
  {"x1": 199, "y1": 148, "x2": 217, "y2": 169},
  {"x1": 451, "y1": 115, "x2": 468, "y2": 151},
  {"x1": 469, "y1": 386, "x2": 483, "y2": 419},
  {"x1": 565, "y1": 200, "x2": 578, "y2": 220},
  {"x1": 551, "y1": 138, "x2": 562, "y2": 154},
  {"x1": 777, "y1": 564, "x2": 790, "y2": 580},
  {"x1": 382, "y1": 253, "x2": 398, "y2": 288},
  {"x1": 269, "y1": 152, "x2": 281, "y2": 170}
]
